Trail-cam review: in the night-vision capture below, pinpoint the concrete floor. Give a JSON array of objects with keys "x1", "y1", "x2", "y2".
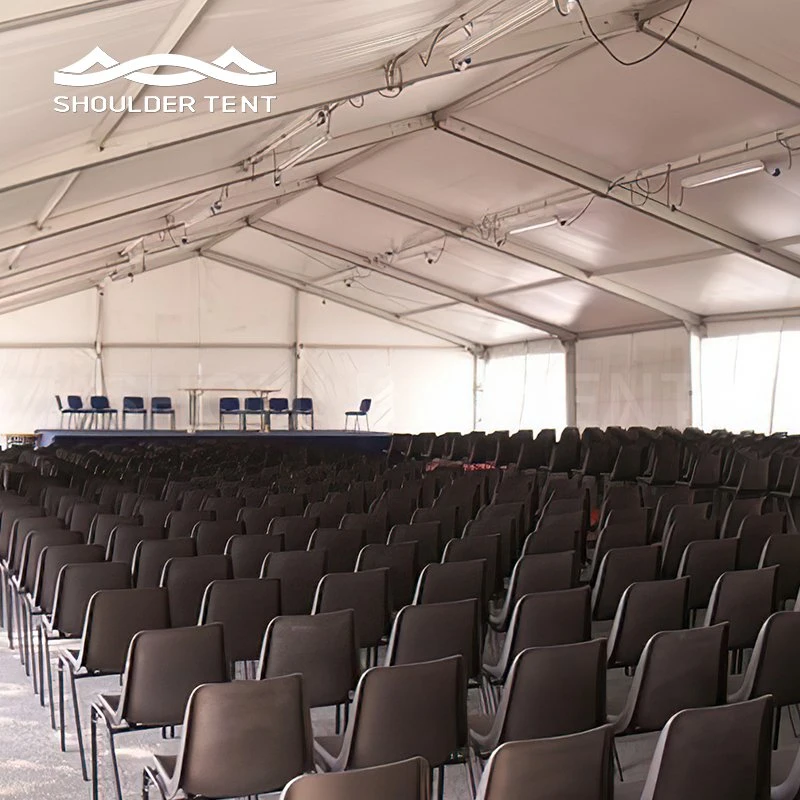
[{"x1": 0, "y1": 631, "x2": 796, "y2": 799}]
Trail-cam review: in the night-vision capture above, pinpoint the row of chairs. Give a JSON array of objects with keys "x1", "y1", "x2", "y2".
[{"x1": 55, "y1": 395, "x2": 176, "y2": 429}]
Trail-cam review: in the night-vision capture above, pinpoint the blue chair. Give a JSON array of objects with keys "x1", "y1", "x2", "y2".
[
  {"x1": 55, "y1": 395, "x2": 79, "y2": 428},
  {"x1": 242, "y1": 397, "x2": 267, "y2": 431},
  {"x1": 150, "y1": 397, "x2": 176, "y2": 430},
  {"x1": 122, "y1": 396, "x2": 146, "y2": 429},
  {"x1": 64, "y1": 395, "x2": 90, "y2": 429},
  {"x1": 89, "y1": 395, "x2": 118, "y2": 429},
  {"x1": 292, "y1": 397, "x2": 314, "y2": 430},
  {"x1": 219, "y1": 397, "x2": 241, "y2": 430},
  {"x1": 266, "y1": 397, "x2": 292, "y2": 430},
  {"x1": 345, "y1": 398, "x2": 371, "y2": 431}
]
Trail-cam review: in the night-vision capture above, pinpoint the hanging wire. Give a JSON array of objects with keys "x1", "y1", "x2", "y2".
[{"x1": 573, "y1": 0, "x2": 695, "y2": 66}]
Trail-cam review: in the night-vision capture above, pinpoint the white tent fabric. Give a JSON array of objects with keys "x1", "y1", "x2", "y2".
[{"x1": 1, "y1": 0, "x2": 800, "y2": 435}]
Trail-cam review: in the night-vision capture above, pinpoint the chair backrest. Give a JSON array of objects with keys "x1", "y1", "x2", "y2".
[
  {"x1": 118, "y1": 624, "x2": 227, "y2": 725},
  {"x1": 67, "y1": 394, "x2": 84, "y2": 410},
  {"x1": 475, "y1": 725, "x2": 614, "y2": 800},
  {"x1": 660, "y1": 517, "x2": 717, "y2": 579},
  {"x1": 269, "y1": 397, "x2": 290, "y2": 413},
  {"x1": 268, "y1": 515, "x2": 318, "y2": 551},
  {"x1": 202, "y1": 495, "x2": 244, "y2": 521},
  {"x1": 591, "y1": 544, "x2": 661, "y2": 621},
  {"x1": 280, "y1": 756, "x2": 430, "y2": 800},
  {"x1": 488, "y1": 639, "x2": 607, "y2": 746},
  {"x1": 166, "y1": 676, "x2": 314, "y2": 798},
  {"x1": 704, "y1": 566, "x2": 778, "y2": 650},
  {"x1": 313, "y1": 568, "x2": 390, "y2": 649},
  {"x1": 523, "y1": 515, "x2": 581, "y2": 556},
  {"x1": 613, "y1": 624, "x2": 729, "y2": 735},
  {"x1": 51, "y1": 561, "x2": 131, "y2": 636},
  {"x1": 638, "y1": 697, "x2": 772, "y2": 800},
  {"x1": 412, "y1": 506, "x2": 457, "y2": 544},
  {"x1": 123, "y1": 396, "x2": 144, "y2": 410},
  {"x1": 225, "y1": 533, "x2": 283, "y2": 578},
  {"x1": 413, "y1": 559, "x2": 485, "y2": 611},
  {"x1": 308, "y1": 527, "x2": 364, "y2": 573},
  {"x1": 261, "y1": 550, "x2": 327, "y2": 614},
  {"x1": 151, "y1": 396, "x2": 173, "y2": 411},
  {"x1": 77, "y1": 587, "x2": 170, "y2": 672},
  {"x1": 388, "y1": 522, "x2": 441, "y2": 568},
  {"x1": 491, "y1": 587, "x2": 592, "y2": 682},
  {"x1": 193, "y1": 520, "x2": 241, "y2": 555},
  {"x1": 160, "y1": 554, "x2": 231, "y2": 627},
  {"x1": 90, "y1": 395, "x2": 110, "y2": 411},
  {"x1": 69, "y1": 501, "x2": 102, "y2": 536},
  {"x1": 385, "y1": 598, "x2": 480, "y2": 679},
  {"x1": 443, "y1": 534, "x2": 502, "y2": 596},
  {"x1": 138, "y1": 498, "x2": 175, "y2": 529},
  {"x1": 335, "y1": 656, "x2": 466, "y2": 770},
  {"x1": 607, "y1": 577, "x2": 689, "y2": 668},
  {"x1": 199, "y1": 578, "x2": 281, "y2": 665},
  {"x1": 677, "y1": 538, "x2": 738, "y2": 610},
  {"x1": 238, "y1": 505, "x2": 279, "y2": 535},
  {"x1": 219, "y1": 397, "x2": 240, "y2": 412},
  {"x1": 736, "y1": 512, "x2": 787, "y2": 570},
  {"x1": 90, "y1": 513, "x2": 138, "y2": 549},
  {"x1": 106, "y1": 523, "x2": 164, "y2": 563},
  {"x1": 464, "y1": 517, "x2": 515, "y2": 579},
  {"x1": 759, "y1": 534, "x2": 800, "y2": 604},
  {"x1": 244, "y1": 396, "x2": 264, "y2": 412},
  {"x1": 306, "y1": 501, "x2": 345, "y2": 528},
  {"x1": 589, "y1": 522, "x2": 648, "y2": 582},
  {"x1": 34, "y1": 543, "x2": 105, "y2": 612},
  {"x1": 356, "y1": 542, "x2": 417, "y2": 611},
  {"x1": 258, "y1": 609, "x2": 360, "y2": 708},
  {"x1": 133, "y1": 537, "x2": 196, "y2": 588},
  {"x1": 359, "y1": 398, "x2": 372, "y2": 413},
  {"x1": 720, "y1": 497, "x2": 765, "y2": 538},
  {"x1": 293, "y1": 397, "x2": 313, "y2": 413},
  {"x1": 167, "y1": 509, "x2": 213, "y2": 539},
  {"x1": 21, "y1": 529, "x2": 83, "y2": 593}
]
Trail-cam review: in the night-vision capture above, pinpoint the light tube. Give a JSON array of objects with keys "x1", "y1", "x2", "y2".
[
  {"x1": 680, "y1": 160, "x2": 765, "y2": 189},
  {"x1": 276, "y1": 135, "x2": 331, "y2": 172},
  {"x1": 245, "y1": 111, "x2": 326, "y2": 167},
  {"x1": 507, "y1": 216, "x2": 560, "y2": 235}
]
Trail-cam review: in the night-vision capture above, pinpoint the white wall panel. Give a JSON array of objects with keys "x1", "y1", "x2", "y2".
[
  {"x1": 576, "y1": 329, "x2": 691, "y2": 429},
  {"x1": 298, "y1": 347, "x2": 473, "y2": 433},
  {"x1": 0, "y1": 289, "x2": 97, "y2": 344}
]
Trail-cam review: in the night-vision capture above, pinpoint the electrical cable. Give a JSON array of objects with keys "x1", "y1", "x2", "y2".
[
  {"x1": 562, "y1": 196, "x2": 594, "y2": 226},
  {"x1": 573, "y1": 0, "x2": 694, "y2": 66}
]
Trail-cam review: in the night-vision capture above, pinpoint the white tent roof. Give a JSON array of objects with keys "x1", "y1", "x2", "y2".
[{"x1": 1, "y1": 0, "x2": 799, "y2": 350}]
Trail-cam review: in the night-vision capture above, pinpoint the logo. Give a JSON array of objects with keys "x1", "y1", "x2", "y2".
[{"x1": 54, "y1": 46, "x2": 277, "y2": 87}]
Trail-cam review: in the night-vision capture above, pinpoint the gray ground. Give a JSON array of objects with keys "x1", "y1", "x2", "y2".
[{"x1": 0, "y1": 631, "x2": 796, "y2": 799}]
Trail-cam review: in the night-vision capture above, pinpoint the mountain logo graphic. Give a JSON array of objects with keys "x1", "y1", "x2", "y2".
[{"x1": 54, "y1": 46, "x2": 277, "y2": 87}]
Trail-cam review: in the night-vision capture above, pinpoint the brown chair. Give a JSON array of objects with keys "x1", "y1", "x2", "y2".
[
  {"x1": 483, "y1": 587, "x2": 592, "y2": 687},
  {"x1": 660, "y1": 517, "x2": 717, "y2": 579},
  {"x1": 306, "y1": 499, "x2": 346, "y2": 528},
  {"x1": 58, "y1": 587, "x2": 169, "y2": 778},
  {"x1": 258, "y1": 609, "x2": 360, "y2": 732},
  {"x1": 474, "y1": 724, "x2": 614, "y2": 800},
  {"x1": 759, "y1": 534, "x2": 800, "y2": 607},
  {"x1": 137, "y1": 499, "x2": 175, "y2": 530},
  {"x1": 677, "y1": 538, "x2": 738, "y2": 617},
  {"x1": 357, "y1": 542, "x2": 417, "y2": 611},
  {"x1": 413, "y1": 560, "x2": 486, "y2": 615},
  {"x1": 89, "y1": 624, "x2": 227, "y2": 800},
  {"x1": 703, "y1": 566, "x2": 778, "y2": 667},
  {"x1": 225, "y1": 533, "x2": 283, "y2": 578},
  {"x1": 89, "y1": 514, "x2": 138, "y2": 550},
  {"x1": 143, "y1": 676, "x2": 314, "y2": 800},
  {"x1": 412, "y1": 506, "x2": 455, "y2": 548},
  {"x1": 261, "y1": 550, "x2": 327, "y2": 615},
  {"x1": 237, "y1": 504, "x2": 280, "y2": 535},
  {"x1": 609, "y1": 624, "x2": 729, "y2": 776},
  {"x1": 719, "y1": 496, "x2": 765, "y2": 539},
  {"x1": 132, "y1": 537, "x2": 195, "y2": 588},
  {"x1": 522, "y1": 515, "x2": 581, "y2": 556},
  {"x1": 69, "y1": 502, "x2": 105, "y2": 538},
  {"x1": 385, "y1": 598, "x2": 481, "y2": 684},
  {"x1": 269, "y1": 515, "x2": 318, "y2": 551},
  {"x1": 728, "y1": 611, "x2": 800, "y2": 749},
  {"x1": 606, "y1": 577, "x2": 689, "y2": 670},
  {"x1": 341, "y1": 512, "x2": 388, "y2": 546},
  {"x1": 490, "y1": 551, "x2": 578, "y2": 632},
  {"x1": 443, "y1": 534, "x2": 502, "y2": 597},
  {"x1": 201, "y1": 494, "x2": 243, "y2": 521},
  {"x1": 591, "y1": 544, "x2": 661, "y2": 622},
  {"x1": 388, "y1": 522, "x2": 441, "y2": 570},
  {"x1": 314, "y1": 656, "x2": 469, "y2": 799},
  {"x1": 588, "y1": 522, "x2": 649, "y2": 584},
  {"x1": 618, "y1": 696, "x2": 772, "y2": 800},
  {"x1": 308, "y1": 527, "x2": 365, "y2": 573},
  {"x1": 159, "y1": 554, "x2": 231, "y2": 627},
  {"x1": 281, "y1": 756, "x2": 431, "y2": 800},
  {"x1": 736, "y1": 512, "x2": 787, "y2": 570},
  {"x1": 166, "y1": 509, "x2": 213, "y2": 539},
  {"x1": 107, "y1": 524, "x2": 164, "y2": 563},
  {"x1": 313, "y1": 569, "x2": 390, "y2": 661},
  {"x1": 199, "y1": 577, "x2": 281, "y2": 672},
  {"x1": 471, "y1": 639, "x2": 607, "y2": 758},
  {"x1": 192, "y1": 519, "x2": 242, "y2": 556},
  {"x1": 464, "y1": 517, "x2": 515, "y2": 582}
]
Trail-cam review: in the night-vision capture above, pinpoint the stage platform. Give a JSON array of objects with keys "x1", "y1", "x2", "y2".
[{"x1": 35, "y1": 428, "x2": 392, "y2": 454}]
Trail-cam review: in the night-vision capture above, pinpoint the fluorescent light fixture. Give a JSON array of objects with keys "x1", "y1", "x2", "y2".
[
  {"x1": 507, "y1": 216, "x2": 560, "y2": 235},
  {"x1": 119, "y1": 237, "x2": 144, "y2": 257},
  {"x1": 244, "y1": 109, "x2": 329, "y2": 168},
  {"x1": 680, "y1": 160, "x2": 764, "y2": 189},
  {"x1": 449, "y1": 0, "x2": 554, "y2": 63},
  {"x1": 276, "y1": 134, "x2": 331, "y2": 172}
]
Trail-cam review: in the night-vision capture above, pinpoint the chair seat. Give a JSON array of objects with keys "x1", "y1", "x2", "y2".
[
  {"x1": 345, "y1": 411, "x2": 365, "y2": 416},
  {"x1": 314, "y1": 735, "x2": 344, "y2": 770}
]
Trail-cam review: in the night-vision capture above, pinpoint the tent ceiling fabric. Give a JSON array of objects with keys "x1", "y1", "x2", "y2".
[{"x1": 0, "y1": 0, "x2": 799, "y2": 348}]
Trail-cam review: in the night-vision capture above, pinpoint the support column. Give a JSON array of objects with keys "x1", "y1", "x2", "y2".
[
  {"x1": 565, "y1": 340, "x2": 577, "y2": 428},
  {"x1": 94, "y1": 286, "x2": 105, "y2": 395},
  {"x1": 292, "y1": 288, "x2": 300, "y2": 400}
]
